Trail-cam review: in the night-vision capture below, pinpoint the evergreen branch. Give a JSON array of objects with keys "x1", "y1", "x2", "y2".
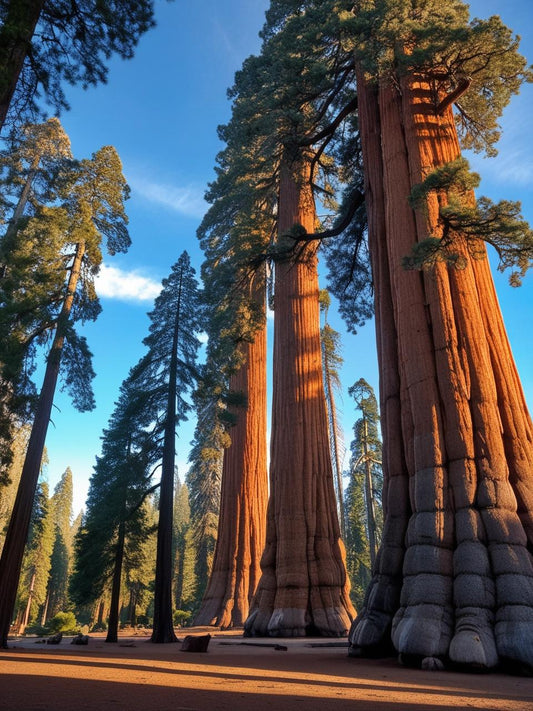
[{"x1": 300, "y1": 95, "x2": 358, "y2": 147}]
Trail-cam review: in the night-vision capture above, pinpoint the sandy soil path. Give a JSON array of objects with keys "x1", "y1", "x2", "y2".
[{"x1": 1, "y1": 629, "x2": 532, "y2": 711}]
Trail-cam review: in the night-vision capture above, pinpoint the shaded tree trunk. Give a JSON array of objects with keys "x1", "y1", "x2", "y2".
[
  {"x1": 195, "y1": 293, "x2": 268, "y2": 628},
  {"x1": 244, "y1": 149, "x2": 354, "y2": 637},
  {"x1": 0, "y1": 0, "x2": 45, "y2": 132},
  {"x1": 106, "y1": 519, "x2": 126, "y2": 643},
  {"x1": 151, "y1": 288, "x2": 182, "y2": 644},
  {"x1": 349, "y1": 71, "x2": 533, "y2": 670},
  {"x1": 323, "y1": 342, "x2": 346, "y2": 540},
  {"x1": 0, "y1": 241, "x2": 85, "y2": 648}
]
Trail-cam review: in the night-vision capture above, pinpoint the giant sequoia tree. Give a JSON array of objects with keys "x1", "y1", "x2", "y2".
[
  {"x1": 194, "y1": 318, "x2": 268, "y2": 628},
  {"x1": 346, "y1": 0, "x2": 533, "y2": 671},
  {"x1": 245, "y1": 145, "x2": 355, "y2": 636},
  {"x1": 193, "y1": 0, "x2": 368, "y2": 637}
]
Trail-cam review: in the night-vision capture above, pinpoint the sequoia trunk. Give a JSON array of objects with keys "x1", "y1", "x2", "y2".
[
  {"x1": 244, "y1": 149, "x2": 354, "y2": 637},
  {"x1": 194, "y1": 296, "x2": 268, "y2": 628},
  {"x1": 349, "y1": 71, "x2": 533, "y2": 670}
]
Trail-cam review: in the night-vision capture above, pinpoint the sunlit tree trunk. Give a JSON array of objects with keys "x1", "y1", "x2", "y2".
[
  {"x1": 245, "y1": 148, "x2": 354, "y2": 637},
  {"x1": 350, "y1": 71, "x2": 533, "y2": 670},
  {"x1": 0, "y1": 241, "x2": 85, "y2": 648},
  {"x1": 195, "y1": 293, "x2": 268, "y2": 628}
]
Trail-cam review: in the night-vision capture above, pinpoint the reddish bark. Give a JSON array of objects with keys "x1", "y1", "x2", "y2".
[
  {"x1": 244, "y1": 150, "x2": 354, "y2": 637},
  {"x1": 194, "y1": 305, "x2": 268, "y2": 628},
  {"x1": 350, "y1": 72, "x2": 533, "y2": 670}
]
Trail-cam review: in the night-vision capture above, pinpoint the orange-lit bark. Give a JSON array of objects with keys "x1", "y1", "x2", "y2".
[
  {"x1": 195, "y1": 298, "x2": 268, "y2": 628},
  {"x1": 244, "y1": 150, "x2": 354, "y2": 637},
  {"x1": 350, "y1": 72, "x2": 533, "y2": 670}
]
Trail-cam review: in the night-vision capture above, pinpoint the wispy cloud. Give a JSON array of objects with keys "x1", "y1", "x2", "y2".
[
  {"x1": 129, "y1": 177, "x2": 206, "y2": 219},
  {"x1": 470, "y1": 148, "x2": 533, "y2": 187},
  {"x1": 96, "y1": 264, "x2": 161, "y2": 302}
]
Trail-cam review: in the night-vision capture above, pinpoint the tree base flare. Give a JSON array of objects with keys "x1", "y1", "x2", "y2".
[{"x1": 244, "y1": 605, "x2": 351, "y2": 638}]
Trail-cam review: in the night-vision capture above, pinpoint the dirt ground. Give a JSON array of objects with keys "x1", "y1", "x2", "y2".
[{"x1": 1, "y1": 628, "x2": 532, "y2": 711}]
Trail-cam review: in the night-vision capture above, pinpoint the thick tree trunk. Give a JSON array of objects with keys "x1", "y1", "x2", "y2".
[
  {"x1": 349, "y1": 74, "x2": 409, "y2": 657},
  {"x1": 106, "y1": 520, "x2": 125, "y2": 643},
  {"x1": 244, "y1": 149, "x2": 354, "y2": 637},
  {"x1": 0, "y1": 241, "x2": 84, "y2": 648},
  {"x1": 194, "y1": 295, "x2": 268, "y2": 628},
  {"x1": 0, "y1": 0, "x2": 45, "y2": 132},
  {"x1": 349, "y1": 71, "x2": 533, "y2": 671}
]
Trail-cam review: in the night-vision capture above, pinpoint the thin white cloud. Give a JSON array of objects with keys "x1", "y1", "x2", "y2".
[
  {"x1": 470, "y1": 148, "x2": 533, "y2": 187},
  {"x1": 96, "y1": 264, "x2": 161, "y2": 302},
  {"x1": 130, "y1": 177, "x2": 206, "y2": 219}
]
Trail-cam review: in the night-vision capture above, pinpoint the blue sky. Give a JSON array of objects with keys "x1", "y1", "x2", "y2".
[{"x1": 33, "y1": 0, "x2": 533, "y2": 513}]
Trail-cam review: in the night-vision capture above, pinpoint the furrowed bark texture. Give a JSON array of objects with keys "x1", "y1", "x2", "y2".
[
  {"x1": 244, "y1": 151, "x2": 355, "y2": 637},
  {"x1": 349, "y1": 73, "x2": 533, "y2": 671},
  {"x1": 194, "y1": 307, "x2": 268, "y2": 628}
]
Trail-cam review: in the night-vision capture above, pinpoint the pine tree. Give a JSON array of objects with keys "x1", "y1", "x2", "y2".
[
  {"x1": 0, "y1": 424, "x2": 29, "y2": 544},
  {"x1": 70, "y1": 371, "x2": 155, "y2": 643},
  {"x1": 0, "y1": 141, "x2": 130, "y2": 648},
  {"x1": 173, "y1": 477, "x2": 195, "y2": 613},
  {"x1": 43, "y1": 468, "x2": 73, "y2": 621},
  {"x1": 320, "y1": 290, "x2": 346, "y2": 539},
  {"x1": 15, "y1": 480, "x2": 53, "y2": 633},
  {"x1": 186, "y1": 386, "x2": 226, "y2": 610},
  {"x1": 0, "y1": 0, "x2": 157, "y2": 131},
  {"x1": 132, "y1": 252, "x2": 202, "y2": 643},
  {"x1": 0, "y1": 119, "x2": 72, "y2": 479},
  {"x1": 344, "y1": 380, "x2": 383, "y2": 609}
]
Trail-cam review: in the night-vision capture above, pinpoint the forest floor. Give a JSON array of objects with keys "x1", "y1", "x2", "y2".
[{"x1": 1, "y1": 627, "x2": 532, "y2": 711}]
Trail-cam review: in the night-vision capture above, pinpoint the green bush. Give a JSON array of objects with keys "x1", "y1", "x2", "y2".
[
  {"x1": 173, "y1": 610, "x2": 192, "y2": 627},
  {"x1": 26, "y1": 624, "x2": 49, "y2": 636},
  {"x1": 48, "y1": 611, "x2": 78, "y2": 634}
]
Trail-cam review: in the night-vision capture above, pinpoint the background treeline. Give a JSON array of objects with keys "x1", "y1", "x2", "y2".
[{"x1": 0, "y1": 367, "x2": 383, "y2": 635}]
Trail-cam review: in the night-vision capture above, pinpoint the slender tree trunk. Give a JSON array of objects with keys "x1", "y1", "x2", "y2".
[
  {"x1": 244, "y1": 148, "x2": 354, "y2": 637},
  {"x1": 40, "y1": 589, "x2": 49, "y2": 626},
  {"x1": 323, "y1": 355, "x2": 345, "y2": 539},
  {"x1": 0, "y1": 241, "x2": 85, "y2": 648},
  {"x1": 1, "y1": 153, "x2": 42, "y2": 262},
  {"x1": 151, "y1": 279, "x2": 182, "y2": 644},
  {"x1": 349, "y1": 69, "x2": 533, "y2": 671},
  {"x1": 18, "y1": 570, "x2": 35, "y2": 635},
  {"x1": 195, "y1": 285, "x2": 268, "y2": 628},
  {"x1": 128, "y1": 588, "x2": 137, "y2": 628},
  {"x1": 361, "y1": 417, "x2": 377, "y2": 569},
  {"x1": 106, "y1": 520, "x2": 126, "y2": 643},
  {"x1": 0, "y1": 0, "x2": 45, "y2": 132}
]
